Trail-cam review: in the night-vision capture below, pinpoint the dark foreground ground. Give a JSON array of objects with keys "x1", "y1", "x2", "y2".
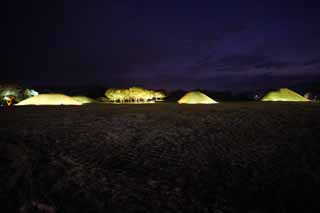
[{"x1": 1, "y1": 102, "x2": 320, "y2": 212}]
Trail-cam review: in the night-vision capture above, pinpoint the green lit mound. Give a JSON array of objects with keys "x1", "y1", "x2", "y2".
[
  {"x1": 72, "y1": 96, "x2": 97, "y2": 104},
  {"x1": 261, "y1": 88, "x2": 310, "y2": 102},
  {"x1": 17, "y1": 94, "x2": 83, "y2": 105},
  {"x1": 178, "y1": 91, "x2": 218, "y2": 104}
]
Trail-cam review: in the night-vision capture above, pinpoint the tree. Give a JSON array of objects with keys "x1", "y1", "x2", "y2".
[
  {"x1": 105, "y1": 88, "x2": 127, "y2": 102},
  {"x1": 23, "y1": 89, "x2": 39, "y2": 98},
  {"x1": 105, "y1": 86, "x2": 165, "y2": 103},
  {"x1": 105, "y1": 88, "x2": 117, "y2": 102},
  {"x1": 0, "y1": 84, "x2": 23, "y2": 103},
  {"x1": 127, "y1": 87, "x2": 140, "y2": 102},
  {"x1": 153, "y1": 91, "x2": 166, "y2": 101}
]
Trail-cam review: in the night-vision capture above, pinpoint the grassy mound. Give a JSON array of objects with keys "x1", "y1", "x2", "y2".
[
  {"x1": 17, "y1": 94, "x2": 82, "y2": 105},
  {"x1": 178, "y1": 91, "x2": 218, "y2": 104},
  {"x1": 261, "y1": 88, "x2": 310, "y2": 102}
]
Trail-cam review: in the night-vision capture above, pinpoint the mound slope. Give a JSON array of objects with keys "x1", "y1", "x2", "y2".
[
  {"x1": 17, "y1": 94, "x2": 82, "y2": 105},
  {"x1": 72, "y1": 96, "x2": 97, "y2": 104},
  {"x1": 261, "y1": 88, "x2": 310, "y2": 102},
  {"x1": 178, "y1": 91, "x2": 218, "y2": 104}
]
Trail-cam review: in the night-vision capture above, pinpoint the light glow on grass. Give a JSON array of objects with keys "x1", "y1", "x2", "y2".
[{"x1": 72, "y1": 96, "x2": 97, "y2": 104}]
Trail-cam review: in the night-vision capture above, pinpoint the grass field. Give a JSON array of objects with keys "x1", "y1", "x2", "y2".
[{"x1": 1, "y1": 102, "x2": 320, "y2": 212}]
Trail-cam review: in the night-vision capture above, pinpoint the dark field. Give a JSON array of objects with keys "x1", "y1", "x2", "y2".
[{"x1": 1, "y1": 102, "x2": 320, "y2": 212}]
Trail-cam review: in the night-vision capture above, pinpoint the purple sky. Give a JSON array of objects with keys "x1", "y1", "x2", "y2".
[{"x1": 4, "y1": 0, "x2": 320, "y2": 91}]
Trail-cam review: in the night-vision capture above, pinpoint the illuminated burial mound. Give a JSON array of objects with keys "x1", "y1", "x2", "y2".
[
  {"x1": 261, "y1": 88, "x2": 310, "y2": 102},
  {"x1": 72, "y1": 96, "x2": 97, "y2": 104},
  {"x1": 17, "y1": 94, "x2": 83, "y2": 105},
  {"x1": 178, "y1": 91, "x2": 218, "y2": 104}
]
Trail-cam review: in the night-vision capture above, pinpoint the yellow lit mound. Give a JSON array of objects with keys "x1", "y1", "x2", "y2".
[
  {"x1": 17, "y1": 94, "x2": 83, "y2": 105},
  {"x1": 72, "y1": 96, "x2": 97, "y2": 104},
  {"x1": 178, "y1": 91, "x2": 218, "y2": 104},
  {"x1": 261, "y1": 88, "x2": 310, "y2": 102}
]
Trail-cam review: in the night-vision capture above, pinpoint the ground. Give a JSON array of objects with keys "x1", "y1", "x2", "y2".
[{"x1": 1, "y1": 102, "x2": 320, "y2": 212}]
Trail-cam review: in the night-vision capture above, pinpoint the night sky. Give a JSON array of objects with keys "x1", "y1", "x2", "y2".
[{"x1": 4, "y1": 0, "x2": 320, "y2": 91}]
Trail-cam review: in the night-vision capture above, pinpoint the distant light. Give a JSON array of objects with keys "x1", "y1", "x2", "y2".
[
  {"x1": 30, "y1": 90, "x2": 39, "y2": 96},
  {"x1": 24, "y1": 89, "x2": 39, "y2": 97}
]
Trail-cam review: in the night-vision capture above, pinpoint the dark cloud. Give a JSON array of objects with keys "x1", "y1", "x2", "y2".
[
  {"x1": 303, "y1": 59, "x2": 320, "y2": 66},
  {"x1": 4, "y1": 0, "x2": 320, "y2": 90},
  {"x1": 255, "y1": 61, "x2": 292, "y2": 69},
  {"x1": 192, "y1": 53, "x2": 265, "y2": 72}
]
